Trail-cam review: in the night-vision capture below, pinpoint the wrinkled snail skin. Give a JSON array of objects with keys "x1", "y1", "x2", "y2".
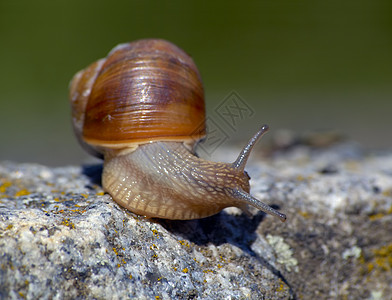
[
  {"x1": 69, "y1": 38, "x2": 286, "y2": 221},
  {"x1": 102, "y1": 142, "x2": 251, "y2": 220}
]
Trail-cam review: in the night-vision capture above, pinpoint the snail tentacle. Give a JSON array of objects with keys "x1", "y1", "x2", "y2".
[
  {"x1": 230, "y1": 188, "x2": 287, "y2": 222},
  {"x1": 232, "y1": 125, "x2": 269, "y2": 171}
]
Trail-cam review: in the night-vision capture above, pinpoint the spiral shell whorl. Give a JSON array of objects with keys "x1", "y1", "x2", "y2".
[{"x1": 70, "y1": 39, "x2": 205, "y2": 152}]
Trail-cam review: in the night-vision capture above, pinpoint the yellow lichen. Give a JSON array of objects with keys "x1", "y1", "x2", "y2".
[
  {"x1": 373, "y1": 243, "x2": 392, "y2": 271},
  {"x1": 276, "y1": 279, "x2": 288, "y2": 293},
  {"x1": 360, "y1": 243, "x2": 392, "y2": 275},
  {"x1": 219, "y1": 255, "x2": 227, "y2": 263},
  {"x1": 366, "y1": 262, "x2": 374, "y2": 273},
  {"x1": 298, "y1": 211, "x2": 310, "y2": 218},
  {"x1": 70, "y1": 209, "x2": 87, "y2": 214},
  {"x1": 369, "y1": 206, "x2": 392, "y2": 220},
  {"x1": 178, "y1": 240, "x2": 190, "y2": 247},
  {"x1": 276, "y1": 283, "x2": 284, "y2": 292},
  {"x1": 0, "y1": 181, "x2": 12, "y2": 193},
  {"x1": 14, "y1": 189, "x2": 30, "y2": 197},
  {"x1": 369, "y1": 213, "x2": 385, "y2": 221},
  {"x1": 182, "y1": 268, "x2": 189, "y2": 273},
  {"x1": 151, "y1": 229, "x2": 159, "y2": 237},
  {"x1": 61, "y1": 218, "x2": 75, "y2": 229}
]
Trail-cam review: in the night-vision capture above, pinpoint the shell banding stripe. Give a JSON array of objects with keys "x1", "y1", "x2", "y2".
[{"x1": 80, "y1": 39, "x2": 205, "y2": 148}]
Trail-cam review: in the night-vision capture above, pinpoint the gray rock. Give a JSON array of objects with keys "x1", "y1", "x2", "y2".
[{"x1": 1, "y1": 141, "x2": 391, "y2": 299}]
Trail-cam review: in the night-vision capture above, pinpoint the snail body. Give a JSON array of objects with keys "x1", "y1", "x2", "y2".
[{"x1": 70, "y1": 39, "x2": 286, "y2": 221}]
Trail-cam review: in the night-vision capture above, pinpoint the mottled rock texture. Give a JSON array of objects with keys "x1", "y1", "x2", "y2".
[{"x1": 1, "y1": 141, "x2": 391, "y2": 299}]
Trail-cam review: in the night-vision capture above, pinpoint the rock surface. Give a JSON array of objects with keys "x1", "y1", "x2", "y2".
[{"x1": 1, "y1": 141, "x2": 392, "y2": 299}]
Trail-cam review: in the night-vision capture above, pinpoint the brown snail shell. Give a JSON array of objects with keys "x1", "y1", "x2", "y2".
[{"x1": 69, "y1": 38, "x2": 286, "y2": 221}]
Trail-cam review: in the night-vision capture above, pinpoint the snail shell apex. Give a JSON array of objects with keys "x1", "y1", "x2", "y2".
[{"x1": 70, "y1": 39, "x2": 205, "y2": 152}]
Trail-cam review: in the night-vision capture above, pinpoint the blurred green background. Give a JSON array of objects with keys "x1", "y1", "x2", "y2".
[{"x1": 0, "y1": 0, "x2": 391, "y2": 166}]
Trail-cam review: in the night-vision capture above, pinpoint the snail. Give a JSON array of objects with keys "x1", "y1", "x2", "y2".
[{"x1": 69, "y1": 38, "x2": 286, "y2": 222}]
